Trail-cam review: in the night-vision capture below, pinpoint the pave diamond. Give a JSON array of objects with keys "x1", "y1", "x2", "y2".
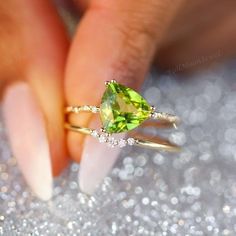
[
  {"x1": 91, "y1": 130, "x2": 99, "y2": 137},
  {"x1": 118, "y1": 139, "x2": 127, "y2": 147},
  {"x1": 127, "y1": 138, "x2": 136, "y2": 146},
  {"x1": 98, "y1": 134, "x2": 107, "y2": 143},
  {"x1": 91, "y1": 106, "x2": 99, "y2": 113},
  {"x1": 90, "y1": 130, "x2": 136, "y2": 148},
  {"x1": 100, "y1": 81, "x2": 151, "y2": 133},
  {"x1": 107, "y1": 137, "x2": 119, "y2": 148}
]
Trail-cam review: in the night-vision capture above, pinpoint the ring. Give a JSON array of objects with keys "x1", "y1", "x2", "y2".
[{"x1": 65, "y1": 80, "x2": 181, "y2": 152}]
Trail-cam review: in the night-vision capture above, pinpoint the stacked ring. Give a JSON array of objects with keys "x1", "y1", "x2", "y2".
[{"x1": 65, "y1": 80, "x2": 181, "y2": 152}]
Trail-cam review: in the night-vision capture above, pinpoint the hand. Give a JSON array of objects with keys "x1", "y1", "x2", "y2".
[{"x1": 0, "y1": 0, "x2": 235, "y2": 200}]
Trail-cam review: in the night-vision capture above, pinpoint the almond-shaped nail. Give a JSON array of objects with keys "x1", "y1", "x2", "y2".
[
  {"x1": 2, "y1": 82, "x2": 52, "y2": 200},
  {"x1": 79, "y1": 119, "x2": 123, "y2": 195}
]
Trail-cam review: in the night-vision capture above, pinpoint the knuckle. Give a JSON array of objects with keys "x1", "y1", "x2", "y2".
[{"x1": 118, "y1": 22, "x2": 156, "y2": 60}]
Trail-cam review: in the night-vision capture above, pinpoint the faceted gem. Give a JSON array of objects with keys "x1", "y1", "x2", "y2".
[{"x1": 100, "y1": 82, "x2": 151, "y2": 133}]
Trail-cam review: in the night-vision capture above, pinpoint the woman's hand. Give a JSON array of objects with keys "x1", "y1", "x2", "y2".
[{"x1": 0, "y1": 0, "x2": 235, "y2": 199}]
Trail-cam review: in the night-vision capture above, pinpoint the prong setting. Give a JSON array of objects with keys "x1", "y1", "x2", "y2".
[
  {"x1": 150, "y1": 106, "x2": 157, "y2": 118},
  {"x1": 150, "y1": 106, "x2": 156, "y2": 111},
  {"x1": 100, "y1": 127, "x2": 106, "y2": 133},
  {"x1": 100, "y1": 128, "x2": 111, "y2": 136},
  {"x1": 105, "y1": 80, "x2": 117, "y2": 86}
]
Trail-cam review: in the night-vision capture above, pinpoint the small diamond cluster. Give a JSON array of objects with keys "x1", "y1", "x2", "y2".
[
  {"x1": 151, "y1": 110, "x2": 180, "y2": 123},
  {"x1": 91, "y1": 130, "x2": 136, "y2": 148},
  {"x1": 70, "y1": 105, "x2": 100, "y2": 113}
]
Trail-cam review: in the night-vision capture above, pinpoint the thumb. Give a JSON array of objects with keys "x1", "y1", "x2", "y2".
[{"x1": 65, "y1": 0, "x2": 183, "y2": 194}]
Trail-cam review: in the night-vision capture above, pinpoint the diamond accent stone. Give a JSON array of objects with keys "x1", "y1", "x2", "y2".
[
  {"x1": 127, "y1": 138, "x2": 136, "y2": 146},
  {"x1": 107, "y1": 137, "x2": 116, "y2": 147},
  {"x1": 83, "y1": 105, "x2": 90, "y2": 111},
  {"x1": 151, "y1": 112, "x2": 158, "y2": 119},
  {"x1": 91, "y1": 107, "x2": 99, "y2": 113},
  {"x1": 118, "y1": 139, "x2": 127, "y2": 147},
  {"x1": 98, "y1": 134, "x2": 107, "y2": 143},
  {"x1": 91, "y1": 130, "x2": 99, "y2": 137}
]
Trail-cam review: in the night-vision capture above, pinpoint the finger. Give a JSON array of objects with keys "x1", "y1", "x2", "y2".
[
  {"x1": 1, "y1": 0, "x2": 69, "y2": 200},
  {"x1": 65, "y1": 0, "x2": 184, "y2": 194}
]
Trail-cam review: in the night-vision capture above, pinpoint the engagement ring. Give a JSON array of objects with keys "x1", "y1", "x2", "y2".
[{"x1": 65, "y1": 80, "x2": 181, "y2": 152}]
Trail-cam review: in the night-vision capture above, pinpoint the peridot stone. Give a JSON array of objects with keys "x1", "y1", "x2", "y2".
[{"x1": 100, "y1": 82, "x2": 151, "y2": 133}]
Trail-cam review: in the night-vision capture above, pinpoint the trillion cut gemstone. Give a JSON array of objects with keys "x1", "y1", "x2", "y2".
[{"x1": 100, "y1": 82, "x2": 151, "y2": 133}]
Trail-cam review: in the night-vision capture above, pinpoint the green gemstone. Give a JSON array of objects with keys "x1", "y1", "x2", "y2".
[{"x1": 100, "y1": 82, "x2": 151, "y2": 133}]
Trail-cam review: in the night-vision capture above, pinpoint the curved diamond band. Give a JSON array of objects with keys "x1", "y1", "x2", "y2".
[{"x1": 65, "y1": 80, "x2": 181, "y2": 152}]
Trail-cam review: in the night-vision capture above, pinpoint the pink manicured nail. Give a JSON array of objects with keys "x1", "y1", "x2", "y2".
[
  {"x1": 79, "y1": 119, "x2": 123, "y2": 195},
  {"x1": 2, "y1": 82, "x2": 53, "y2": 200}
]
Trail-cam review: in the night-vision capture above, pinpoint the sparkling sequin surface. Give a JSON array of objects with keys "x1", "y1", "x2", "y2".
[{"x1": 1, "y1": 63, "x2": 236, "y2": 235}]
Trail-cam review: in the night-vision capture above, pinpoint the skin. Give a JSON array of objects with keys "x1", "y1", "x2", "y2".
[{"x1": 0, "y1": 0, "x2": 236, "y2": 175}]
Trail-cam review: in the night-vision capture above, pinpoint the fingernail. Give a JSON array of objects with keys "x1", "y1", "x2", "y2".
[
  {"x1": 2, "y1": 82, "x2": 53, "y2": 200},
  {"x1": 79, "y1": 119, "x2": 123, "y2": 195}
]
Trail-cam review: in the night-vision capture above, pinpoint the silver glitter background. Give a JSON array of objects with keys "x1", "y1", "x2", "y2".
[{"x1": 1, "y1": 62, "x2": 236, "y2": 235}]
